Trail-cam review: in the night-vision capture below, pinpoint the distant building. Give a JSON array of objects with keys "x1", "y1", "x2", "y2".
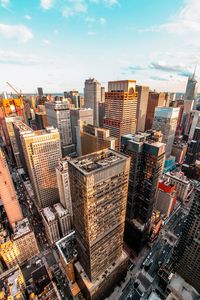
[
  {"x1": 184, "y1": 71, "x2": 198, "y2": 101},
  {"x1": 155, "y1": 180, "x2": 176, "y2": 217},
  {"x1": 70, "y1": 108, "x2": 94, "y2": 146},
  {"x1": 104, "y1": 80, "x2": 138, "y2": 150},
  {"x1": 84, "y1": 78, "x2": 102, "y2": 126},
  {"x1": 145, "y1": 91, "x2": 166, "y2": 130},
  {"x1": 21, "y1": 127, "x2": 61, "y2": 208},
  {"x1": 165, "y1": 171, "x2": 191, "y2": 202},
  {"x1": 78, "y1": 123, "x2": 117, "y2": 156},
  {"x1": 153, "y1": 107, "x2": 180, "y2": 157},
  {"x1": 121, "y1": 131, "x2": 165, "y2": 253},
  {"x1": 41, "y1": 207, "x2": 60, "y2": 244},
  {"x1": 56, "y1": 157, "x2": 73, "y2": 217},
  {"x1": 186, "y1": 127, "x2": 200, "y2": 165},
  {"x1": 68, "y1": 149, "x2": 130, "y2": 299},
  {"x1": 13, "y1": 121, "x2": 33, "y2": 174},
  {"x1": 35, "y1": 111, "x2": 48, "y2": 129},
  {"x1": 0, "y1": 149, "x2": 23, "y2": 227},
  {"x1": 3, "y1": 116, "x2": 23, "y2": 166},
  {"x1": 173, "y1": 183, "x2": 200, "y2": 292},
  {"x1": 136, "y1": 85, "x2": 149, "y2": 132},
  {"x1": 45, "y1": 98, "x2": 74, "y2": 156}
]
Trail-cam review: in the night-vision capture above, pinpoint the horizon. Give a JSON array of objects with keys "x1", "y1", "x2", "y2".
[{"x1": 0, "y1": 0, "x2": 200, "y2": 93}]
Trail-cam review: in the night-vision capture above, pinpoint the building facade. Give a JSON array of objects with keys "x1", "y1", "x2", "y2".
[
  {"x1": 78, "y1": 123, "x2": 117, "y2": 156},
  {"x1": 20, "y1": 127, "x2": 61, "y2": 208},
  {"x1": 121, "y1": 132, "x2": 165, "y2": 252},
  {"x1": 145, "y1": 91, "x2": 166, "y2": 130},
  {"x1": 84, "y1": 78, "x2": 102, "y2": 126},
  {"x1": 68, "y1": 149, "x2": 130, "y2": 282},
  {"x1": 165, "y1": 171, "x2": 191, "y2": 203},
  {"x1": 56, "y1": 157, "x2": 73, "y2": 217},
  {"x1": 54, "y1": 203, "x2": 72, "y2": 236},
  {"x1": 173, "y1": 183, "x2": 200, "y2": 292},
  {"x1": 41, "y1": 207, "x2": 60, "y2": 244},
  {"x1": 45, "y1": 99, "x2": 74, "y2": 156},
  {"x1": 136, "y1": 85, "x2": 150, "y2": 132},
  {"x1": 104, "y1": 80, "x2": 138, "y2": 150},
  {"x1": 155, "y1": 180, "x2": 176, "y2": 217},
  {"x1": 152, "y1": 107, "x2": 180, "y2": 157},
  {"x1": 0, "y1": 148, "x2": 23, "y2": 227}
]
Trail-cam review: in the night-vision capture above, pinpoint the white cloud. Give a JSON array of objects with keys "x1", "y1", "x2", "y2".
[
  {"x1": 40, "y1": 0, "x2": 53, "y2": 10},
  {"x1": 0, "y1": 23, "x2": 33, "y2": 42},
  {"x1": 88, "y1": 31, "x2": 96, "y2": 35},
  {"x1": 1, "y1": 0, "x2": 9, "y2": 8},
  {"x1": 0, "y1": 50, "x2": 46, "y2": 65},
  {"x1": 104, "y1": 0, "x2": 118, "y2": 6},
  {"x1": 43, "y1": 39, "x2": 50, "y2": 45},
  {"x1": 53, "y1": 29, "x2": 59, "y2": 34},
  {"x1": 85, "y1": 16, "x2": 95, "y2": 23},
  {"x1": 24, "y1": 15, "x2": 32, "y2": 20},
  {"x1": 146, "y1": 0, "x2": 200, "y2": 34},
  {"x1": 100, "y1": 17, "x2": 106, "y2": 25},
  {"x1": 62, "y1": 0, "x2": 87, "y2": 17}
]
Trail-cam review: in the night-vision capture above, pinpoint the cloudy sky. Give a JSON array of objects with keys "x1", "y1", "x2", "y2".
[{"x1": 0, "y1": 0, "x2": 199, "y2": 93}]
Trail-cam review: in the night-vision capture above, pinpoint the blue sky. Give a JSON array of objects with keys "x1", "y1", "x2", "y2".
[{"x1": 0, "y1": 0, "x2": 199, "y2": 93}]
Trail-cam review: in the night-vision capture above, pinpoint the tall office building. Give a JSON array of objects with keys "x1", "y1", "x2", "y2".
[
  {"x1": 41, "y1": 207, "x2": 60, "y2": 244},
  {"x1": 145, "y1": 91, "x2": 166, "y2": 130},
  {"x1": 56, "y1": 157, "x2": 73, "y2": 217},
  {"x1": 0, "y1": 148, "x2": 23, "y2": 227},
  {"x1": 185, "y1": 126, "x2": 200, "y2": 165},
  {"x1": 3, "y1": 116, "x2": 23, "y2": 166},
  {"x1": 68, "y1": 149, "x2": 130, "y2": 299},
  {"x1": 84, "y1": 78, "x2": 102, "y2": 126},
  {"x1": 21, "y1": 127, "x2": 61, "y2": 208},
  {"x1": 152, "y1": 107, "x2": 180, "y2": 157},
  {"x1": 121, "y1": 132, "x2": 165, "y2": 252},
  {"x1": 77, "y1": 123, "x2": 117, "y2": 156},
  {"x1": 172, "y1": 183, "x2": 200, "y2": 292},
  {"x1": 13, "y1": 121, "x2": 33, "y2": 174},
  {"x1": 45, "y1": 98, "x2": 74, "y2": 156},
  {"x1": 185, "y1": 71, "x2": 198, "y2": 101},
  {"x1": 104, "y1": 80, "x2": 138, "y2": 150},
  {"x1": 136, "y1": 85, "x2": 150, "y2": 132},
  {"x1": 70, "y1": 108, "x2": 94, "y2": 146}
]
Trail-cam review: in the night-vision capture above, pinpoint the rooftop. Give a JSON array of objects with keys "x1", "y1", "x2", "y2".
[
  {"x1": 13, "y1": 218, "x2": 31, "y2": 239},
  {"x1": 54, "y1": 203, "x2": 69, "y2": 217},
  {"x1": 166, "y1": 171, "x2": 190, "y2": 184},
  {"x1": 42, "y1": 207, "x2": 56, "y2": 222},
  {"x1": 69, "y1": 149, "x2": 127, "y2": 175}
]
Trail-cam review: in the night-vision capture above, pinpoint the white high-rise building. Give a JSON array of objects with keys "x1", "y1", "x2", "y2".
[
  {"x1": 153, "y1": 107, "x2": 180, "y2": 157},
  {"x1": 45, "y1": 98, "x2": 74, "y2": 156},
  {"x1": 84, "y1": 78, "x2": 102, "y2": 126},
  {"x1": 21, "y1": 127, "x2": 61, "y2": 208},
  {"x1": 56, "y1": 157, "x2": 73, "y2": 218}
]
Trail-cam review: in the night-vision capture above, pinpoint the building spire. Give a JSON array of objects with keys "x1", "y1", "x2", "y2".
[{"x1": 192, "y1": 64, "x2": 197, "y2": 80}]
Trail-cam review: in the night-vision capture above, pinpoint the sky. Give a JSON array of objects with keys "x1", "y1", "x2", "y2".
[{"x1": 0, "y1": 0, "x2": 200, "y2": 93}]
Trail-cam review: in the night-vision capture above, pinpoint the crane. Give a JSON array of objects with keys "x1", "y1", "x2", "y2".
[{"x1": 6, "y1": 82, "x2": 23, "y2": 97}]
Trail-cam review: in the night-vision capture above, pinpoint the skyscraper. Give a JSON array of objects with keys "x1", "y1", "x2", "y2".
[
  {"x1": 121, "y1": 132, "x2": 165, "y2": 252},
  {"x1": 145, "y1": 91, "x2": 166, "y2": 130},
  {"x1": 56, "y1": 157, "x2": 73, "y2": 218},
  {"x1": 84, "y1": 78, "x2": 102, "y2": 126},
  {"x1": 136, "y1": 85, "x2": 150, "y2": 132},
  {"x1": 70, "y1": 108, "x2": 94, "y2": 146},
  {"x1": 185, "y1": 70, "x2": 198, "y2": 101},
  {"x1": 104, "y1": 80, "x2": 138, "y2": 150},
  {"x1": 152, "y1": 107, "x2": 180, "y2": 157},
  {"x1": 77, "y1": 123, "x2": 117, "y2": 156},
  {"x1": 21, "y1": 127, "x2": 61, "y2": 208},
  {"x1": 45, "y1": 98, "x2": 74, "y2": 156},
  {"x1": 0, "y1": 148, "x2": 23, "y2": 227},
  {"x1": 173, "y1": 183, "x2": 200, "y2": 292},
  {"x1": 68, "y1": 149, "x2": 130, "y2": 299}
]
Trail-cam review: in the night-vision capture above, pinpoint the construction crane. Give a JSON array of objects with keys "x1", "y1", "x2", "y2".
[{"x1": 6, "y1": 82, "x2": 23, "y2": 97}]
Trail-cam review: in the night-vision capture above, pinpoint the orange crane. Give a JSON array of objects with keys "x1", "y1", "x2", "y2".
[{"x1": 4, "y1": 82, "x2": 24, "y2": 115}]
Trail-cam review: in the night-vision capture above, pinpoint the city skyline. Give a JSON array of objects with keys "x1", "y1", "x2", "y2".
[{"x1": 0, "y1": 0, "x2": 200, "y2": 93}]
